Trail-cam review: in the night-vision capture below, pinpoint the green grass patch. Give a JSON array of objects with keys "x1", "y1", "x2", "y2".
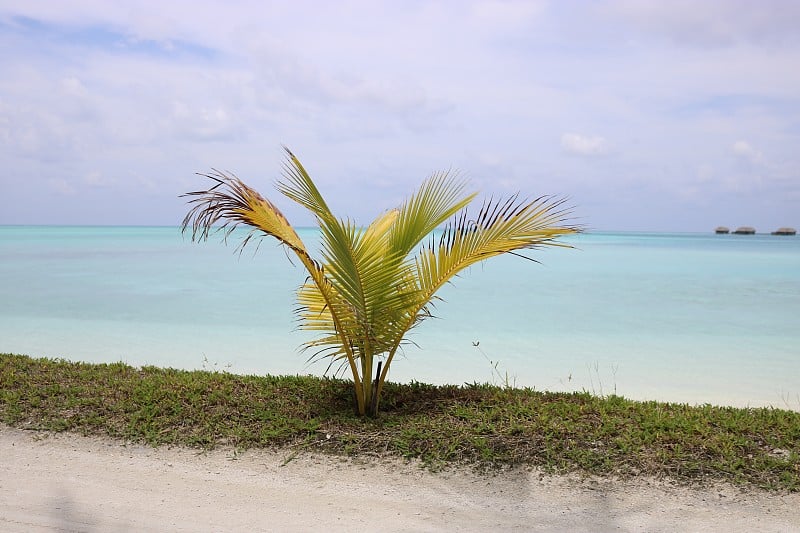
[{"x1": 2, "y1": 353, "x2": 798, "y2": 491}]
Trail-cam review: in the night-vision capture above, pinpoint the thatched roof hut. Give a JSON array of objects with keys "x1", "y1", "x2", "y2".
[
  {"x1": 733, "y1": 226, "x2": 756, "y2": 235},
  {"x1": 771, "y1": 227, "x2": 797, "y2": 236},
  {"x1": 715, "y1": 226, "x2": 730, "y2": 234}
]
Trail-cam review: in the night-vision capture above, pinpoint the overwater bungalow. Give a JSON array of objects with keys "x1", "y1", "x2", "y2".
[
  {"x1": 771, "y1": 227, "x2": 797, "y2": 235},
  {"x1": 715, "y1": 226, "x2": 730, "y2": 234},
  {"x1": 733, "y1": 227, "x2": 756, "y2": 235}
]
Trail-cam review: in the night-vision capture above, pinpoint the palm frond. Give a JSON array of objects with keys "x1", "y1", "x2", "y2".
[
  {"x1": 181, "y1": 169, "x2": 309, "y2": 256},
  {"x1": 184, "y1": 149, "x2": 580, "y2": 417},
  {"x1": 389, "y1": 170, "x2": 476, "y2": 256},
  {"x1": 418, "y1": 194, "x2": 577, "y2": 296},
  {"x1": 377, "y1": 194, "x2": 578, "y2": 388},
  {"x1": 276, "y1": 147, "x2": 335, "y2": 224},
  {"x1": 276, "y1": 152, "x2": 418, "y2": 360},
  {"x1": 181, "y1": 167, "x2": 365, "y2": 400}
]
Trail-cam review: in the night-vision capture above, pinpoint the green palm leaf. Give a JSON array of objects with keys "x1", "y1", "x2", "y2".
[
  {"x1": 375, "y1": 194, "x2": 578, "y2": 395},
  {"x1": 183, "y1": 149, "x2": 579, "y2": 416}
]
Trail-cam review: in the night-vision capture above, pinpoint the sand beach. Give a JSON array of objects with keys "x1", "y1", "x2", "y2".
[{"x1": 1, "y1": 426, "x2": 798, "y2": 532}]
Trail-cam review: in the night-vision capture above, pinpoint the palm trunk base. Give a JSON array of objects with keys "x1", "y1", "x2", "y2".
[
  {"x1": 352, "y1": 361, "x2": 383, "y2": 417},
  {"x1": 367, "y1": 361, "x2": 382, "y2": 417}
]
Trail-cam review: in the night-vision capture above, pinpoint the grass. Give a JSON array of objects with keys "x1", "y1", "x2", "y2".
[{"x1": 2, "y1": 353, "x2": 798, "y2": 491}]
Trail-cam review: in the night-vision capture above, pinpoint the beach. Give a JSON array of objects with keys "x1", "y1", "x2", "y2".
[{"x1": 2, "y1": 426, "x2": 798, "y2": 532}]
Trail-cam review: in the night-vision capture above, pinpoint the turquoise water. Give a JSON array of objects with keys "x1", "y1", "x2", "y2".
[{"x1": 1, "y1": 226, "x2": 799, "y2": 410}]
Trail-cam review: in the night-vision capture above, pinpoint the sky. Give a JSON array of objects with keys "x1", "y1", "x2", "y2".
[{"x1": 1, "y1": 0, "x2": 798, "y2": 231}]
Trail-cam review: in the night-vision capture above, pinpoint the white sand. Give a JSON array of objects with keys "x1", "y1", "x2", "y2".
[{"x1": 1, "y1": 426, "x2": 798, "y2": 532}]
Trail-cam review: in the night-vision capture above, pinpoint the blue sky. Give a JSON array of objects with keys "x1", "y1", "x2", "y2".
[{"x1": 1, "y1": 1, "x2": 798, "y2": 231}]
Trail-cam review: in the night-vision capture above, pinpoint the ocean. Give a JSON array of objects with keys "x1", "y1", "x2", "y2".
[{"x1": 1, "y1": 226, "x2": 798, "y2": 410}]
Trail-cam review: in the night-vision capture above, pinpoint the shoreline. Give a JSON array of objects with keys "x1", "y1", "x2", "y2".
[
  {"x1": 2, "y1": 426, "x2": 799, "y2": 532},
  {"x1": 5, "y1": 351, "x2": 800, "y2": 414},
  {"x1": 3, "y1": 225, "x2": 799, "y2": 415}
]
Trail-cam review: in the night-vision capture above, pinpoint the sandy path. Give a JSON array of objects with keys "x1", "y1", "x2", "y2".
[{"x1": 1, "y1": 426, "x2": 798, "y2": 532}]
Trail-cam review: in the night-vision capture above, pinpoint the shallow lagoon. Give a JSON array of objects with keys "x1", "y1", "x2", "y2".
[{"x1": 1, "y1": 226, "x2": 798, "y2": 410}]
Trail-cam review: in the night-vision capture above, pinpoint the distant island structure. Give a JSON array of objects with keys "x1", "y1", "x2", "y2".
[
  {"x1": 716, "y1": 226, "x2": 796, "y2": 235},
  {"x1": 733, "y1": 227, "x2": 756, "y2": 235}
]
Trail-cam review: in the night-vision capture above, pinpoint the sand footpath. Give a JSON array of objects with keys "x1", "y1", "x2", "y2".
[{"x1": 1, "y1": 426, "x2": 798, "y2": 532}]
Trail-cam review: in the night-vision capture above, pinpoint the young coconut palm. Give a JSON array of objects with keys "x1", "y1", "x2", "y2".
[{"x1": 182, "y1": 147, "x2": 579, "y2": 416}]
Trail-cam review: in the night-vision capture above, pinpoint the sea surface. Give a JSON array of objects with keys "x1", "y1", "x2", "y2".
[{"x1": 1, "y1": 226, "x2": 799, "y2": 410}]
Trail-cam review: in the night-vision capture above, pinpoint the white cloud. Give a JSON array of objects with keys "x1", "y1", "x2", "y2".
[
  {"x1": 169, "y1": 101, "x2": 237, "y2": 142},
  {"x1": 606, "y1": 0, "x2": 800, "y2": 47},
  {"x1": 47, "y1": 177, "x2": 75, "y2": 195},
  {"x1": 731, "y1": 140, "x2": 763, "y2": 164},
  {"x1": 61, "y1": 76, "x2": 88, "y2": 97},
  {"x1": 469, "y1": 0, "x2": 547, "y2": 29},
  {"x1": 0, "y1": 1, "x2": 798, "y2": 230},
  {"x1": 696, "y1": 164, "x2": 714, "y2": 183},
  {"x1": 83, "y1": 171, "x2": 113, "y2": 187},
  {"x1": 560, "y1": 133, "x2": 609, "y2": 156}
]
